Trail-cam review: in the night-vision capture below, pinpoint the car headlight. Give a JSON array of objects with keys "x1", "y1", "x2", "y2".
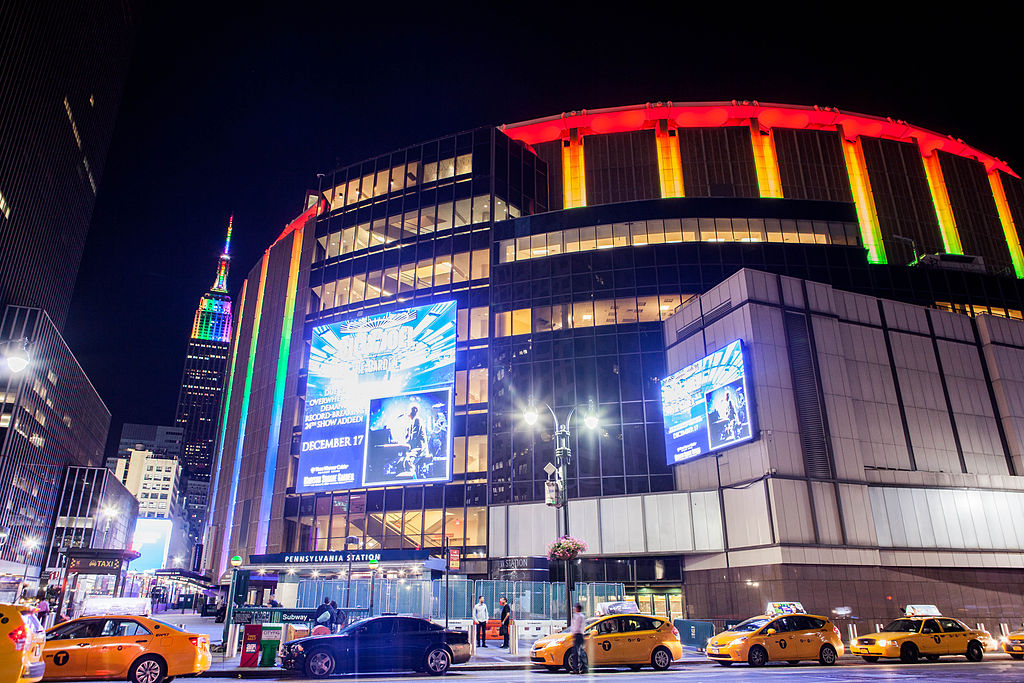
[
  {"x1": 876, "y1": 639, "x2": 889, "y2": 647},
  {"x1": 733, "y1": 637, "x2": 747, "y2": 644},
  {"x1": 291, "y1": 644, "x2": 304, "y2": 653}
]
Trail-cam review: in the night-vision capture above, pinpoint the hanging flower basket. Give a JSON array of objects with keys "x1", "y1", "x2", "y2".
[{"x1": 547, "y1": 535, "x2": 588, "y2": 562}]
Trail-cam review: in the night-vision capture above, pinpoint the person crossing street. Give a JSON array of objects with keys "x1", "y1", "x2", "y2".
[
  {"x1": 570, "y1": 603, "x2": 586, "y2": 674},
  {"x1": 472, "y1": 595, "x2": 489, "y2": 648}
]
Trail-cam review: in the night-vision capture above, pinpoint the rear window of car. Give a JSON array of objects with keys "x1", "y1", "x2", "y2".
[
  {"x1": 150, "y1": 620, "x2": 185, "y2": 632},
  {"x1": 798, "y1": 616, "x2": 825, "y2": 629}
]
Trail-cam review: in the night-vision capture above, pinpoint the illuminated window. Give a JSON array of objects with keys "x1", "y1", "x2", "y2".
[
  {"x1": 467, "y1": 369, "x2": 488, "y2": 404},
  {"x1": 464, "y1": 507, "x2": 486, "y2": 547},
  {"x1": 0, "y1": 188, "x2": 11, "y2": 220}
]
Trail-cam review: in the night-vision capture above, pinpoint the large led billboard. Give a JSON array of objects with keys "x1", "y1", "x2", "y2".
[
  {"x1": 131, "y1": 518, "x2": 173, "y2": 572},
  {"x1": 298, "y1": 301, "x2": 457, "y2": 493},
  {"x1": 661, "y1": 339, "x2": 755, "y2": 464}
]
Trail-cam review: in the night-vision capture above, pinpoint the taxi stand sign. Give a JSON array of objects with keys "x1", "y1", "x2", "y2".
[
  {"x1": 766, "y1": 601, "x2": 805, "y2": 615},
  {"x1": 904, "y1": 604, "x2": 943, "y2": 617}
]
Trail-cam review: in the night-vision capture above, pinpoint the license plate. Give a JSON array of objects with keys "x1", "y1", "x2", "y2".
[
  {"x1": 711, "y1": 648, "x2": 719, "y2": 654},
  {"x1": 1011, "y1": 646, "x2": 1022, "y2": 652}
]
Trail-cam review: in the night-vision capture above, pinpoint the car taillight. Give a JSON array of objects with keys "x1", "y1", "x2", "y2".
[
  {"x1": 672, "y1": 626, "x2": 680, "y2": 639},
  {"x1": 189, "y1": 637, "x2": 199, "y2": 646},
  {"x1": 833, "y1": 625, "x2": 841, "y2": 637},
  {"x1": 8, "y1": 624, "x2": 27, "y2": 651}
]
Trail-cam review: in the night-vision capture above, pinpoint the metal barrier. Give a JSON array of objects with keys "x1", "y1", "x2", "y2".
[{"x1": 673, "y1": 619, "x2": 715, "y2": 649}]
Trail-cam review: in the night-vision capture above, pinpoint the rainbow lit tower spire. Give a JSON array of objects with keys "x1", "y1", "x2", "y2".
[
  {"x1": 191, "y1": 216, "x2": 233, "y2": 341},
  {"x1": 175, "y1": 216, "x2": 236, "y2": 545}
]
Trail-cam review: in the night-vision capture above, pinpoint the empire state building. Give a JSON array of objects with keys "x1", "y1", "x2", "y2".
[{"x1": 175, "y1": 217, "x2": 233, "y2": 539}]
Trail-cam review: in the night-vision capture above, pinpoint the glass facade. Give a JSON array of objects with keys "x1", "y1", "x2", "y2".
[{"x1": 210, "y1": 102, "x2": 1024, "y2": 591}]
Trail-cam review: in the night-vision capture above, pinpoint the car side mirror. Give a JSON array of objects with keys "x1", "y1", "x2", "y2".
[{"x1": 765, "y1": 628, "x2": 777, "y2": 636}]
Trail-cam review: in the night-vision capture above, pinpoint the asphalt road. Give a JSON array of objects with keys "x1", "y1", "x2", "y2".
[{"x1": 103, "y1": 659, "x2": 1023, "y2": 682}]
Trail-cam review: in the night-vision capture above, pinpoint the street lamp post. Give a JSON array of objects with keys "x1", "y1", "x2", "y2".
[
  {"x1": 222, "y1": 555, "x2": 243, "y2": 646},
  {"x1": 1, "y1": 337, "x2": 30, "y2": 373},
  {"x1": 524, "y1": 398, "x2": 598, "y2": 626},
  {"x1": 343, "y1": 535, "x2": 359, "y2": 609},
  {"x1": 20, "y1": 537, "x2": 40, "y2": 600}
]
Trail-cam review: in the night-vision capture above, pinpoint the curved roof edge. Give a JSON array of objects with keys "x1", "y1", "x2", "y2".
[{"x1": 500, "y1": 101, "x2": 1017, "y2": 178}]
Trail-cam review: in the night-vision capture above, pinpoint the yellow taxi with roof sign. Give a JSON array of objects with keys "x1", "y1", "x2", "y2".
[
  {"x1": 1001, "y1": 623, "x2": 1024, "y2": 659},
  {"x1": 43, "y1": 613, "x2": 210, "y2": 683},
  {"x1": 849, "y1": 605, "x2": 988, "y2": 663},
  {"x1": 705, "y1": 602, "x2": 844, "y2": 667},
  {"x1": 530, "y1": 602, "x2": 682, "y2": 672}
]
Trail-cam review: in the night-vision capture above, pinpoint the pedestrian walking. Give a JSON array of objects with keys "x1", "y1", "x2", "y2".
[
  {"x1": 570, "y1": 603, "x2": 586, "y2": 674},
  {"x1": 498, "y1": 597, "x2": 511, "y2": 648},
  {"x1": 314, "y1": 596, "x2": 333, "y2": 629},
  {"x1": 472, "y1": 595, "x2": 489, "y2": 648},
  {"x1": 330, "y1": 600, "x2": 343, "y2": 633}
]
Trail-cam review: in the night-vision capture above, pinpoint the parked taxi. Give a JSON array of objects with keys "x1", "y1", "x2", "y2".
[
  {"x1": 530, "y1": 613, "x2": 682, "y2": 671},
  {"x1": 1, "y1": 603, "x2": 47, "y2": 683},
  {"x1": 43, "y1": 615, "x2": 210, "y2": 683},
  {"x1": 850, "y1": 605, "x2": 988, "y2": 663},
  {"x1": 1002, "y1": 625, "x2": 1024, "y2": 659},
  {"x1": 705, "y1": 602, "x2": 843, "y2": 667}
]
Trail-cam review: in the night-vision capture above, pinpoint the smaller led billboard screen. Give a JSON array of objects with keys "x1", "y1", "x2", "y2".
[
  {"x1": 298, "y1": 301, "x2": 456, "y2": 493},
  {"x1": 131, "y1": 518, "x2": 173, "y2": 572},
  {"x1": 661, "y1": 339, "x2": 755, "y2": 464}
]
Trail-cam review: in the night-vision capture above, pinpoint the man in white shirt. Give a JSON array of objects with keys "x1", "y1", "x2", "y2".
[
  {"x1": 570, "y1": 603, "x2": 586, "y2": 673},
  {"x1": 472, "y1": 595, "x2": 489, "y2": 647}
]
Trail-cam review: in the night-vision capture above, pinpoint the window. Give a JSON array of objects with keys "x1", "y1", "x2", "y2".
[
  {"x1": 101, "y1": 620, "x2": 151, "y2": 637},
  {"x1": 595, "y1": 618, "x2": 619, "y2": 634},
  {"x1": 467, "y1": 368, "x2": 488, "y2": 404},
  {"x1": 48, "y1": 619, "x2": 105, "y2": 640},
  {"x1": 938, "y1": 619, "x2": 966, "y2": 632},
  {"x1": 921, "y1": 619, "x2": 940, "y2": 634}
]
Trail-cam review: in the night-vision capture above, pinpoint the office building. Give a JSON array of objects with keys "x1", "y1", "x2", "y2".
[
  {"x1": 0, "y1": 0, "x2": 135, "y2": 330},
  {"x1": 114, "y1": 449, "x2": 183, "y2": 520},
  {"x1": 44, "y1": 465, "x2": 139, "y2": 571},
  {"x1": 205, "y1": 101, "x2": 1024, "y2": 624},
  {"x1": 174, "y1": 220, "x2": 234, "y2": 538},
  {"x1": 0, "y1": 306, "x2": 110, "y2": 586}
]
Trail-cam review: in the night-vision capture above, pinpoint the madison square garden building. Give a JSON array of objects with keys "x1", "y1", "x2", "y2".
[{"x1": 205, "y1": 101, "x2": 1024, "y2": 624}]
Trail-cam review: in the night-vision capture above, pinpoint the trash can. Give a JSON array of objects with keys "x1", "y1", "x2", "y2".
[
  {"x1": 240, "y1": 624, "x2": 263, "y2": 667},
  {"x1": 259, "y1": 624, "x2": 284, "y2": 667},
  {"x1": 673, "y1": 619, "x2": 715, "y2": 649}
]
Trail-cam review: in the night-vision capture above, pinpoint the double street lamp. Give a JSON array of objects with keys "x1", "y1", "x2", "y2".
[{"x1": 523, "y1": 397, "x2": 598, "y2": 625}]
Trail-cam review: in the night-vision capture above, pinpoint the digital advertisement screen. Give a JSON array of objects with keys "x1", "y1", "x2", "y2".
[
  {"x1": 131, "y1": 518, "x2": 173, "y2": 572},
  {"x1": 661, "y1": 339, "x2": 755, "y2": 465},
  {"x1": 298, "y1": 300, "x2": 457, "y2": 493}
]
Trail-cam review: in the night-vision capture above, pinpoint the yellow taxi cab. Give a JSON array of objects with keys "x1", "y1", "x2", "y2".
[
  {"x1": 42, "y1": 615, "x2": 211, "y2": 683},
  {"x1": 530, "y1": 612, "x2": 682, "y2": 672},
  {"x1": 1002, "y1": 624, "x2": 1024, "y2": 660},
  {"x1": 705, "y1": 602, "x2": 843, "y2": 667},
  {"x1": 1, "y1": 603, "x2": 47, "y2": 683},
  {"x1": 849, "y1": 605, "x2": 988, "y2": 663}
]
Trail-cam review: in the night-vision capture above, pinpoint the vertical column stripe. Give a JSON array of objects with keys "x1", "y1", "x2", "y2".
[
  {"x1": 750, "y1": 125, "x2": 783, "y2": 199},
  {"x1": 255, "y1": 227, "x2": 304, "y2": 552},
  {"x1": 987, "y1": 171, "x2": 1024, "y2": 278},
  {"x1": 561, "y1": 130, "x2": 587, "y2": 208},
  {"x1": 841, "y1": 136, "x2": 887, "y2": 264},
  {"x1": 655, "y1": 121, "x2": 684, "y2": 198},
  {"x1": 207, "y1": 278, "x2": 247, "y2": 557},
  {"x1": 920, "y1": 151, "x2": 963, "y2": 254},
  {"x1": 220, "y1": 254, "x2": 269, "y2": 571}
]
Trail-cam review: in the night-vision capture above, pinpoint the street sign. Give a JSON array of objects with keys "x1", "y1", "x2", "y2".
[
  {"x1": 545, "y1": 480, "x2": 560, "y2": 506},
  {"x1": 448, "y1": 548, "x2": 460, "y2": 571}
]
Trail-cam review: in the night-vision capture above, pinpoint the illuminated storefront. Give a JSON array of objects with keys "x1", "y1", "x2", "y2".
[{"x1": 205, "y1": 102, "x2": 1024, "y2": 623}]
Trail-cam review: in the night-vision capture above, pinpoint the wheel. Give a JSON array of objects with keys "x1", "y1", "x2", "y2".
[
  {"x1": 925, "y1": 654, "x2": 940, "y2": 661},
  {"x1": 651, "y1": 646, "x2": 672, "y2": 671},
  {"x1": 1011, "y1": 653, "x2": 1024, "y2": 660},
  {"x1": 966, "y1": 640, "x2": 984, "y2": 662},
  {"x1": 862, "y1": 656, "x2": 879, "y2": 663},
  {"x1": 129, "y1": 656, "x2": 166, "y2": 683},
  {"x1": 900, "y1": 642, "x2": 919, "y2": 663},
  {"x1": 748, "y1": 645, "x2": 768, "y2": 667},
  {"x1": 564, "y1": 648, "x2": 588, "y2": 673},
  {"x1": 424, "y1": 647, "x2": 451, "y2": 676},
  {"x1": 304, "y1": 648, "x2": 337, "y2": 678},
  {"x1": 819, "y1": 644, "x2": 838, "y2": 666},
  {"x1": 717, "y1": 660, "x2": 733, "y2": 666}
]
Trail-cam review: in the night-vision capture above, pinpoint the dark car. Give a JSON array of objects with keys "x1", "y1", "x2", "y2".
[{"x1": 279, "y1": 616, "x2": 471, "y2": 677}]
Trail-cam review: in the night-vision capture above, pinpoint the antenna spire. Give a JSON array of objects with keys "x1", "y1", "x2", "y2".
[{"x1": 212, "y1": 215, "x2": 232, "y2": 292}]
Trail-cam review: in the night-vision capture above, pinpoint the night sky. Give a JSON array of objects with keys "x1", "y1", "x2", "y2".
[{"x1": 63, "y1": 3, "x2": 1024, "y2": 453}]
